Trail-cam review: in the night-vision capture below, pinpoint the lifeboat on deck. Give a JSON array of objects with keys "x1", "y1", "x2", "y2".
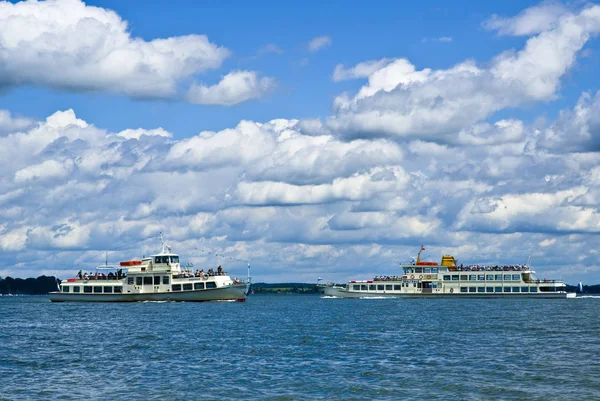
[{"x1": 120, "y1": 260, "x2": 142, "y2": 267}]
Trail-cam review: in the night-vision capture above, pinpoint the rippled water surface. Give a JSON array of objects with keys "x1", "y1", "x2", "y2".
[{"x1": 1, "y1": 295, "x2": 599, "y2": 400}]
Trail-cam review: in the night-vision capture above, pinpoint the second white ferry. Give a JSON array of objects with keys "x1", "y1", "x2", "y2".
[{"x1": 323, "y1": 247, "x2": 570, "y2": 298}]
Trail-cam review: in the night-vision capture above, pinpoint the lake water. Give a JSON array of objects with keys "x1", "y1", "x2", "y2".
[{"x1": 1, "y1": 295, "x2": 599, "y2": 400}]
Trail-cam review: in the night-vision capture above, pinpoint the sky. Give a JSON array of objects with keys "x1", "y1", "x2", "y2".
[{"x1": 1, "y1": 0, "x2": 600, "y2": 284}]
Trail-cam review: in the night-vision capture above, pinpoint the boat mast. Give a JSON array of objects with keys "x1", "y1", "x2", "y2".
[{"x1": 416, "y1": 245, "x2": 424, "y2": 264}]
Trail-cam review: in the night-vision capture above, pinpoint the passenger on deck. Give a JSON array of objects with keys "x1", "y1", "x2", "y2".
[
  {"x1": 77, "y1": 270, "x2": 83, "y2": 279},
  {"x1": 217, "y1": 265, "x2": 223, "y2": 275}
]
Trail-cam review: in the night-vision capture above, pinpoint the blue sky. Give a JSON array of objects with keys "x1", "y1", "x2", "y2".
[
  {"x1": 2, "y1": 0, "x2": 600, "y2": 283},
  {"x1": 4, "y1": 0, "x2": 594, "y2": 136}
]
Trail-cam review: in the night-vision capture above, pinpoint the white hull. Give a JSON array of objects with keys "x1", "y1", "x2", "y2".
[
  {"x1": 49, "y1": 284, "x2": 247, "y2": 302},
  {"x1": 323, "y1": 285, "x2": 570, "y2": 299}
]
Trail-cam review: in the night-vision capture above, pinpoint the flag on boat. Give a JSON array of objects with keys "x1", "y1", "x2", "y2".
[
  {"x1": 421, "y1": 247, "x2": 426, "y2": 251},
  {"x1": 317, "y1": 277, "x2": 323, "y2": 282}
]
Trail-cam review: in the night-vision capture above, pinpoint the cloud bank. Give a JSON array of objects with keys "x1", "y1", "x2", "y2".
[
  {"x1": 322, "y1": 4, "x2": 600, "y2": 142},
  {"x1": 0, "y1": 0, "x2": 272, "y2": 105}
]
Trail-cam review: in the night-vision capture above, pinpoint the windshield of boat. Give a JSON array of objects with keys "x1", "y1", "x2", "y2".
[{"x1": 154, "y1": 255, "x2": 179, "y2": 263}]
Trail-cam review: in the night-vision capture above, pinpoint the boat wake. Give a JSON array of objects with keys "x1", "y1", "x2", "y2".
[
  {"x1": 573, "y1": 295, "x2": 600, "y2": 299},
  {"x1": 321, "y1": 296, "x2": 340, "y2": 299},
  {"x1": 359, "y1": 296, "x2": 390, "y2": 300}
]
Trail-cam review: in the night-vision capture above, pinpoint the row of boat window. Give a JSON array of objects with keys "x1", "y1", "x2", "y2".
[
  {"x1": 61, "y1": 281, "x2": 218, "y2": 293},
  {"x1": 172, "y1": 282, "x2": 217, "y2": 291},
  {"x1": 351, "y1": 283, "x2": 441, "y2": 291},
  {"x1": 458, "y1": 287, "x2": 550, "y2": 293},
  {"x1": 154, "y1": 256, "x2": 179, "y2": 264},
  {"x1": 128, "y1": 276, "x2": 171, "y2": 286},
  {"x1": 443, "y1": 274, "x2": 521, "y2": 281},
  {"x1": 127, "y1": 276, "x2": 217, "y2": 291},
  {"x1": 351, "y1": 284, "x2": 559, "y2": 292},
  {"x1": 405, "y1": 267, "x2": 441, "y2": 274},
  {"x1": 62, "y1": 286, "x2": 122, "y2": 293}
]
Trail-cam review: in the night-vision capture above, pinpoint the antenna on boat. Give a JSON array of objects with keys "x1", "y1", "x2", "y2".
[{"x1": 159, "y1": 231, "x2": 171, "y2": 254}]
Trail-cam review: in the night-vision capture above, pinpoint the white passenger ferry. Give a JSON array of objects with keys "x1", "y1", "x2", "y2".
[
  {"x1": 323, "y1": 247, "x2": 570, "y2": 298},
  {"x1": 49, "y1": 237, "x2": 250, "y2": 302}
]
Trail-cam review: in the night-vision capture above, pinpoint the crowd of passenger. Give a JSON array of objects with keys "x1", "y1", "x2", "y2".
[
  {"x1": 77, "y1": 265, "x2": 231, "y2": 281},
  {"x1": 454, "y1": 264, "x2": 528, "y2": 272},
  {"x1": 77, "y1": 269, "x2": 126, "y2": 280},
  {"x1": 374, "y1": 276, "x2": 401, "y2": 281},
  {"x1": 174, "y1": 265, "x2": 227, "y2": 279}
]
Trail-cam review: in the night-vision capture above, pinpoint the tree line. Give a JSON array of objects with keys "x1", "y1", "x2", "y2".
[
  {"x1": 250, "y1": 282, "x2": 321, "y2": 294},
  {"x1": 0, "y1": 276, "x2": 59, "y2": 295}
]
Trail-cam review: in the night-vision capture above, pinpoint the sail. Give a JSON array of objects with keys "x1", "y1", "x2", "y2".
[{"x1": 578, "y1": 281, "x2": 584, "y2": 292}]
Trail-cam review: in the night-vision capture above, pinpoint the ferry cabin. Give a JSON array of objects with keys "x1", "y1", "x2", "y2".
[{"x1": 345, "y1": 255, "x2": 567, "y2": 296}]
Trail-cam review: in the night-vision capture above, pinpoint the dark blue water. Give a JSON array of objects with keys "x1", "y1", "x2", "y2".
[{"x1": 1, "y1": 295, "x2": 599, "y2": 400}]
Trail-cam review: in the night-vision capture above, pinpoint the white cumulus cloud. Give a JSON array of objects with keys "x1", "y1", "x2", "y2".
[
  {"x1": 308, "y1": 36, "x2": 332, "y2": 52},
  {"x1": 333, "y1": 59, "x2": 397, "y2": 82},
  {"x1": 187, "y1": 71, "x2": 276, "y2": 106},
  {"x1": 0, "y1": 110, "x2": 35, "y2": 134},
  {"x1": 321, "y1": 4, "x2": 600, "y2": 142},
  {"x1": 0, "y1": 0, "x2": 271, "y2": 106},
  {"x1": 483, "y1": 2, "x2": 569, "y2": 36}
]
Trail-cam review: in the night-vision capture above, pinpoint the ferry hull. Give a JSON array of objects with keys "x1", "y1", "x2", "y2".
[
  {"x1": 49, "y1": 284, "x2": 247, "y2": 302},
  {"x1": 323, "y1": 286, "x2": 570, "y2": 299}
]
